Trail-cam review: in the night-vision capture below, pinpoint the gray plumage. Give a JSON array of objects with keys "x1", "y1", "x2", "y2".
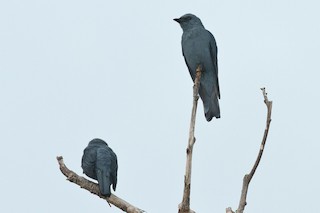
[
  {"x1": 81, "y1": 138, "x2": 118, "y2": 197},
  {"x1": 174, "y1": 13, "x2": 220, "y2": 121}
]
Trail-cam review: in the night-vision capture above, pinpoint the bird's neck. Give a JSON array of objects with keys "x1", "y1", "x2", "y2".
[{"x1": 183, "y1": 25, "x2": 205, "y2": 33}]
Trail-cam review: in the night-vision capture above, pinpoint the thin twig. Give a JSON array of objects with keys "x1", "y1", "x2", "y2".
[
  {"x1": 226, "y1": 207, "x2": 235, "y2": 213},
  {"x1": 178, "y1": 65, "x2": 202, "y2": 213},
  {"x1": 56, "y1": 156, "x2": 144, "y2": 213},
  {"x1": 232, "y1": 87, "x2": 272, "y2": 213}
]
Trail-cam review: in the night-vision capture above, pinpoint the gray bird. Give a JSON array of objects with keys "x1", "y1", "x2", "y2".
[
  {"x1": 81, "y1": 138, "x2": 118, "y2": 197},
  {"x1": 174, "y1": 13, "x2": 220, "y2": 121}
]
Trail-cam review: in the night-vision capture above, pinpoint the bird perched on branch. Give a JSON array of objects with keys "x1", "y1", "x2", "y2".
[
  {"x1": 81, "y1": 138, "x2": 118, "y2": 197},
  {"x1": 174, "y1": 13, "x2": 220, "y2": 121}
]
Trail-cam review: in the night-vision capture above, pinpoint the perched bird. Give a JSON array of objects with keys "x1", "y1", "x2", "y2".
[
  {"x1": 81, "y1": 138, "x2": 118, "y2": 197},
  {"x1": 174, "y1": 13, "x2": 220, "y2": 121}
]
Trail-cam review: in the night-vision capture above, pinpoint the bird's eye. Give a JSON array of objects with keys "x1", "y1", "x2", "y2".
[{"x1": 181, "y1": 16, "x2": 192, "y2": 22}]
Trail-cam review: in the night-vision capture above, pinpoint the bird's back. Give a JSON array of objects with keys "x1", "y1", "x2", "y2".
[{"x1": 81, "y1": 138, "x2": 118, "y2": 196}]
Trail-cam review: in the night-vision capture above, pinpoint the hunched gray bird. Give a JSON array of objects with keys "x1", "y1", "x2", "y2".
[
  {"x1": 81, "y1": 138, "x2": 118, "y2": 197},
  {"x1": 174, "y1": 13, "x2": 220, "y2": 121}
]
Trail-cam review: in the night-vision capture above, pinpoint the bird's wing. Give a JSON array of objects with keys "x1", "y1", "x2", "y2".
[
  {"x1": 96, "y1": 148, "x2": 112, "y2": 195},
  {"x1": 81, "y1": 147, "x2": 97, "y2": 179},
  {"x1": 208, "y1": 31, "x2": 220, "y2": 99},
  {"x1": 109, "y1": 149, "x2": 118, "y2": 191},
  {"x1": 82, "y1": 148, "x2": 95, "y2": 167},
  {"x1": 182, "y1": 46, "x2": 196, "y2": 81}
]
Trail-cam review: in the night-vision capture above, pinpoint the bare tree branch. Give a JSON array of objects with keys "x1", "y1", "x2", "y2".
[
  {"x1": 226, "y1": 207, "x2": 235, "y2": 213},
  {"x1": 227, "y1": 87, "x2": 273, "y2": 213},
  {"x1": 56, "y1": 156, "x2": 144, "y2": 213},
  {"x1": 178, "y1": 65, "x2": 202, "y2": 213}
]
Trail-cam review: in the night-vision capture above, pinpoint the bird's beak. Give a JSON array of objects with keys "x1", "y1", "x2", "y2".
[{"x1": 173, "y1": 18, "x2": 181, "y2": 23}]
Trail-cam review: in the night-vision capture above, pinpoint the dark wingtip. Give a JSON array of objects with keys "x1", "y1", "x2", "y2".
[
  {"x1": 205, "y1": 113, "x2": 220, "y2": 122},
  {"x1": 205, "y1": 111, "x2": 214, "y2": 122}
]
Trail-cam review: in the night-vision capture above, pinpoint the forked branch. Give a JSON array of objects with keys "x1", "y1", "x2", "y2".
[
  {"x1": 56, "y1": 156, "x2": 144, "y2": 213},
  {"x1": 178, "y1": 65, "x2": 202, "y2": 213},
  {"x1": 227, "y1": 87, "x2": 273, "y2": 213}
]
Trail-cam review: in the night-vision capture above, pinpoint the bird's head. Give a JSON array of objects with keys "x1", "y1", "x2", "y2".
[
  {"x1": 88, "y1": 138, "x2": 108, "y2": 147},
  {"x1": 173, "y1": 13, "x2": 204, "y2": 31}
]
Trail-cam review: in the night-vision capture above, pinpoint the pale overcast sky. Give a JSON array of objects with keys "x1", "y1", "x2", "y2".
[{"x1": 1, "y1": 0, "x2": 319, "y2": 212}]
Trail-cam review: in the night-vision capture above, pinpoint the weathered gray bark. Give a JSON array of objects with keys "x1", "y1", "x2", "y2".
[
  {"x1": 226, "y1": 87, "x2": 273, "y2": 213},
  {"x1": 178, "y1": 65, "x2": 202, "y2": 213}
]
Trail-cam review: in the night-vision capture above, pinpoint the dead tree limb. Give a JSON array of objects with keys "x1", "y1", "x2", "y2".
[
  {"x1": 56, "y1": 156, "x2": 144, "y2": 213},
  {"x1": 178, "y1": 65, "x2": 202, "y2": 213},
  {"x1": 226, "y1": 87, "x2": 273, "y2": 213},
  {"x1": 225, "y1": 207, "x2": 235, "y2": 213}
]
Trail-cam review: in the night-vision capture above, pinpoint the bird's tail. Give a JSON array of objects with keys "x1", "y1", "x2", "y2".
[
  {"x1": 204, "y1": 95, "x2": 220, "y2": 122},
  {"x1": 97, "y1": 170, "x2": 111, "y2": 197}
]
